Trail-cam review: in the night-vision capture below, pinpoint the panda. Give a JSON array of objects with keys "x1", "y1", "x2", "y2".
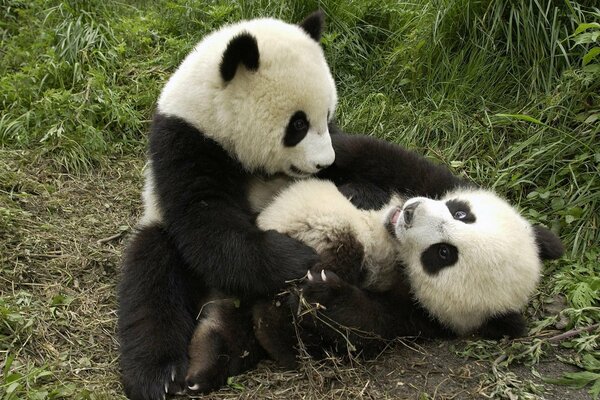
[
  {"x1": 185, "y1": 132, "x2": 564, "y2": 377},
  {"x1": 254, "y1": 136, "x2": 564, "y2": 367},
  {"x1": 251, "y1": 178, "x2": 564, "y2": 366},
  {"x1": 117, "y1": 11, "x2": 338, "y2": 400}
]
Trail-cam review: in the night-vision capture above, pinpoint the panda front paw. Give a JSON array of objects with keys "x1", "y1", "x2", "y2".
[
  {"x1": 301, "y1": 269, "x2": 349, "y2": 307},
  {"x1": 122, "y1": 358, "x2": 188, "y2": 400},
  {"x1": 262, "y1": 230, "x2": 320, "y2": 292}
]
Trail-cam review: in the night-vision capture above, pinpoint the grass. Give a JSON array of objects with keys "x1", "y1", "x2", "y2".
[{"x1": 1, "y1": 0, "x2": 599, "y2": 399}]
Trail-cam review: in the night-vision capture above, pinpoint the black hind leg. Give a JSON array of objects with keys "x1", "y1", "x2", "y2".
[
  {"x1": 118, "y1": 224, "x2": 203, "y2": 400},
  {"x1": 186, "y1": 291, "x2": 265, "y2": 393}
]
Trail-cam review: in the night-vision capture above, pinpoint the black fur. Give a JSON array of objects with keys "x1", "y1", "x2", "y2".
[
  {"x1": 445, "y1": 199, "x2": 476, "y2": 223},
  {"x1": 220, "y1": 32, "x2": 260, "y2": 82},
  {"x1": 118, "y1": 114, "x2": 318, "y2": 399},
  {"x1": 148, "y1": 113, "x2": 318, "y2": 297},
  {"x1": 118, "y1": 224, "x2": 202, "y2": 400},
  {"x1": 477, "y1": 311, "x2": 527, "y2": 339},
  {"x1": 420, "y1": 243, "x2": 459, "y2": 275},
  {"x1": 284, "y1": 111, "x2": 309, "y2": 147},
  {"x1": 532, "y1": 225, "x2": 565, "y2": 260},
  {"x1": 299, "y1": 10, "x2": 325, "y2": 42},
  {"x1": 319, "y1": 127, "x2": 474, "y2": 209},
  {"x1": 186, "y1": 296, "x2": 265, "y2": 393}
]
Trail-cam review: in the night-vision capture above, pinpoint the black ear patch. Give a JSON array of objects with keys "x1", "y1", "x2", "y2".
[
  {"x1": 220, "y1": 32, "x2": 260, "y2": 82},
  {"x1": 299, "y1": 10, "x2": 325, "y2": 42},
  {"x1": 532, "y1": 225, "x2": 564, "y2": 260}
]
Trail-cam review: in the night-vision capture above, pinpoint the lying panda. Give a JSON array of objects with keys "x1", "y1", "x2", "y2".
[
  {"x1": 251, "y1": 178, "x2": 564, "y2": 366},
  {"x1": 185, "y1": 133, "x2": 564, "y2": 389}
]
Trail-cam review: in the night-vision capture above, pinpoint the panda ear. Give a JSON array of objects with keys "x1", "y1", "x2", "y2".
[
  {"x1": 532, "y1": 225, "x2": 564, "y2": 260},
  {"x1": 220, "y1": 32, "x2": 260, "y2": 82},
  {"x1": 299, "y1": 10, "x2": 325, "y2": 42}
]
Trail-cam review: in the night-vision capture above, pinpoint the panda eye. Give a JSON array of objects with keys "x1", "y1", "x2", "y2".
[
  {"x1": 454, "y1": 210, "x2": 467, "y2": 220},
  {"x1": 446, "y1": 199, "x2": 476, "y2": 224},
  {"x1": 284, "y1": 111, "x2": 310, "y2": 147},
  {"x1": 293, "y1": 118, "x2": 307, "y2": 131},
  {"x1": 421, "y1": 243, "x2": 459, "y2": 275},
  {"x1": 438, "y1": 245, "x2": 450, "y2": 260}
]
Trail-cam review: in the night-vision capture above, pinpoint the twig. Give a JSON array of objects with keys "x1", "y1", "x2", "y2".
[
  {"x1": 96, "y1": 230, "x2": 128, "y2": 245},
  {"x1": 493, "y1": 354, "x2": 507, "y2": 366},
  {"x1": 547, "y1": 323, "x2": 600, "y2": 342}
]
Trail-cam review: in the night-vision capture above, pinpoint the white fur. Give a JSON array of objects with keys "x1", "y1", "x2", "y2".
[
  {"x1": 257, "y1": 179, "x2": 402, "y2": 290},
  {"x1": 139, "y1": 162, "x2": 163, "y2": 227},
  {"x1": 157, "y1": 17, "x2": 337, "y2": 176},
  {"x1": 391, "y1": 189, "x2": 541, "y2": 334}
]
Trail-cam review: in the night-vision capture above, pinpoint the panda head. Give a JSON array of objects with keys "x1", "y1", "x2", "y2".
[
  {"x1": 157, "y1": 11, "x2": 337, "y2": 178},
  {"x1": 385, "y1": 188, "x2": 564, "y2": 335}
]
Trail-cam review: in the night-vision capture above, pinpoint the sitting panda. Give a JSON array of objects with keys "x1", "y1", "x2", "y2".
[
  {"x1": 117, "y1": 11, "x2": 338, "y2": 399},
  {"x1": 186, "y1": 132, "x2": 564, "y2": 380}
]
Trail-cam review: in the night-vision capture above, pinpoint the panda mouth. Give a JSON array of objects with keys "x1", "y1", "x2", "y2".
[
  {"x1": 385, "y1": 206, "x2": 403, "y2": 237},
  {"x1": 288, "y1": 165, "x2": 312, "y2": 178}
]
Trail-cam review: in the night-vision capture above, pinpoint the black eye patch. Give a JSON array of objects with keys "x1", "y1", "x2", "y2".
[
  {"x1": 283, "y1": 111, "x2": 309, "y2": 147},
  {"x1": 446, "y1": 199, "x2": 476, "y2": 223},
  {"x1": 421, "y1": 243, "x2": 459, "y2": 275}
]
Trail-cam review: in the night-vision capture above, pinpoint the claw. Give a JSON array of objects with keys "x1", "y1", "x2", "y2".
[
  {"x1": 164, "y1": 382, "x2": 168, "y2": 393},
  {"x1": 171, "y1": 367, "x2": 176, "y2": 382},
  {"x1": 307, "y1": 270, "x2": 314, "y2": 282},
  {"x1": 188, "y1": 383, "x2": 200, "y2": 391},
  {"x1": 321, "y1": 270, "x2": 327, "y2": 282}
]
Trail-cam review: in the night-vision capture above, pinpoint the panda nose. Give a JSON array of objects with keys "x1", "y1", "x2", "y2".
[
  {"x1": 315, "y1": 164, "x2": 325, "y2": 170},
  {"x1": 403, "y1": 201, "x2": 420, "y2": 225}
]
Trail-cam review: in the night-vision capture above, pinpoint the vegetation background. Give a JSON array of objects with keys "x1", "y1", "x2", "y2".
[{"x1": 1, "y1": 0, "x2": 598, "y2": 399}]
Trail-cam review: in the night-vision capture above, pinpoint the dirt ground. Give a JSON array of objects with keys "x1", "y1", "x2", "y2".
[{"x1": 0, "y1": 150, "x2": 592, "y2": 399}]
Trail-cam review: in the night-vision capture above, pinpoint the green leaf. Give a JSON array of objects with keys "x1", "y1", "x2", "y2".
[
  {"x1": 584, "y1": 47, "x2": 600, "y2": 66},
  {"x1": 585, "y1": 113, "x2": 600, "y2": 124},
  {"x1": 551, "y1": 198, "x2": 565, "y2": 210},
  {"x1": 582, "y1": 354, "x2": 600, "y2": 372},
  {"x1": 570, "y1": 282, "x2": 596, "y2": 308},
  {"x1": 5, "y1": 372, "x2": 23, "y2": 384},
  {"x1": 227, "y1": 376, "x2": 245, "y2": 391},
  {"x1": 574, "y1": 32, "x2": 600, "y2": 46},
  {"x1": 495, "y1": 113, "x2": 543, "y2": 125},
  {"x1": 573, "y1": 22, "x2": 600, "y2": 37},
  {"x1": 5, "y1": 381, "x2": 20, "y2": 394},
  {"x1": 50, "y1": 294, "x2": 73, "y2": 307},
  {"x1": 591, "y1": 378, "x2": 600, "y2": 399},
  {"x1": 3, "y1": 353, "x2": 14, "y2": 376},
  {"x1": 543, "y1": 371, "x2": 600, "y2": 388}
]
